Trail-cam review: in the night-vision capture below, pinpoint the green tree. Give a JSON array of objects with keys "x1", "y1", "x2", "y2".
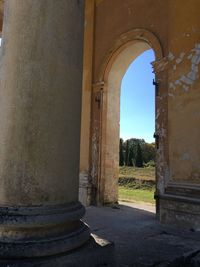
[
  {"x1": 128, "y1": 138, "x2": 145, "y2": 161},
  {"x1": 119, "y1": 138, "x2": 124, "y2": 166},
  {"x1": 125, "y1": 140, "x2": 130, "y2": 166},
  {"x1": 128, "y1": 145, "x2": 134, "y2": 166},
  {"x1": 135, "y1": 143, "x2": 144, "y2": 167},
  {"x1": 142, "y1": 142, "x2": 155, "y2": 163}
]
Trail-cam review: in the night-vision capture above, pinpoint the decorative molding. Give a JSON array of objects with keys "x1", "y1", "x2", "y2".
[
  {"x1": 165, "y1": 182, "x2": 200, "y2": 199},
  {"x1": 98, "y1": 28, "x2": 164, "y2": 81}
]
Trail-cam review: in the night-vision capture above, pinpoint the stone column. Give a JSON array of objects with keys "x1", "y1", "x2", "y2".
[{"x1": 0, "y1": 0, "x2": 89, "y2": 259}]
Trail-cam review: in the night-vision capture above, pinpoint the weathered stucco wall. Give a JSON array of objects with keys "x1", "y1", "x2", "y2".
[
  {"x1": 93, "y1": 0, "x2": 169, "y2": 80},
  {"x1": 168, "y1": 1, "x2": 200, "y2": 184},
  {"x1": 80, "y1": 0, "x2": 169, "y2": 205},
  {"x1": 80, "y1": 0, "x2": 200, "y2": 228}
]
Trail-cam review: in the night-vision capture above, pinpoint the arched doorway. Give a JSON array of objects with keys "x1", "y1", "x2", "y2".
[
  {"x1": 119, "y1": 49, "x2": 156, "y2": 205},
  {"x1": 90, "y1": 29, "x2": 167, "y2": 214}
]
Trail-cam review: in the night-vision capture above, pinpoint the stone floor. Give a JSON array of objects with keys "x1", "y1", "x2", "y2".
[{"x1": 85, "y1": 201, "x2": 200, "y2": 267}]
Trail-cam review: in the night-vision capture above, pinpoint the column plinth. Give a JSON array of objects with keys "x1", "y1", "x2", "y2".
[{"x1": 0, "y1": 202, "x2": 90, "y2": 258}]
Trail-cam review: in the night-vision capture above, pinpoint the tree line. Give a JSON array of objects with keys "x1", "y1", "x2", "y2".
[{"x1": 119, "y1": 138, "x2": 155, "y2": 168}]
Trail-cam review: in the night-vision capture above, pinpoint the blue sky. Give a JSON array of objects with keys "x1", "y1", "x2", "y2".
[{"x1": 120, "y1": 49, "x2": 155, "y2": 143}]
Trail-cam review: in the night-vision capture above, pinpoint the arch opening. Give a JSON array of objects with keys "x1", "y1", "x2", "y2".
[
  {"x1": 101, "y1": 42, "x2": 156, "y2": 205},
  {"x1": 119, "y1": 49, "x2": 156, "y2": 207},
  {"x1": 89, "y1": 30, "x2": 165, "y2": 214}
]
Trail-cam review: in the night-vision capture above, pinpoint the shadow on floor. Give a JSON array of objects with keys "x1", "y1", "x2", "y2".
[{"x1": 85, "y1": 202, "x2": 200, "y2": 267}]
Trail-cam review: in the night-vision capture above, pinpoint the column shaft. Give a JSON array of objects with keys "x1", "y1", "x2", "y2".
[{"x1": 0, "y1": 0, "x2": 89, "y2": 258}]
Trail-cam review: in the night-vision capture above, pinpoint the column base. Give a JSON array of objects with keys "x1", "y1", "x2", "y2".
[
  {"x1": 0, "y1": 236, "x2": 116, "y2": 267},
  {"x1": 0, "y1": 201, "x2": 90, "y2": 258}
]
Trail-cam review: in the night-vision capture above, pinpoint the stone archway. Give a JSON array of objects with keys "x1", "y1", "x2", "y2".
[{"x1": 90, "y1": 29, "x2": 168, "y2": 210}]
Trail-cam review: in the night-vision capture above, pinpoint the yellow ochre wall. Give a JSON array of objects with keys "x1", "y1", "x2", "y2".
[{"x1": 80, "y1": 0, "x2": 200, "y2": 207}]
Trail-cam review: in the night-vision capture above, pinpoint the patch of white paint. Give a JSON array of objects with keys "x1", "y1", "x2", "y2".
[
  {"x1": 183, "y1": 85, "x2": 189, "y2": 92},
  {"x1": 169, "y1": 82, "x2": 175, "y2": 90},
  {"x1": 175, "y1": 79, "x2": 182, "y2": 85},
  {"x1": 176, "y1": 58, "x2": 182, "y2": 64},
  {"x1": 175, "y1": 52, "x2": 185, "y2": 64},
  {"x1": 180, "y1": 52, "x2": 185, "y2": 58},
  {"x1": 195, "y1": 44, "x2": 200, "y2": 49},
  {"x1": 159, "y1": 127, "x2": 166, "y2": 138},
  {"x1": 168, "y1": 93, "x2": 175, "y2": 98},
  {"x1": 192, "y1": 55, "x2": 200, "y2": 64},
  {"x1": 181, "y1": 75, "x2": 193, "y2": 85},
  {"x1": 168, "y1": 52, "x2": 175, "y2": 61},
  {"x1": 169, "y1": 43, "x2": 200, "y2": 93},
  {"x1": 156, "y1": 109, "x2": 160, "y2": 119}
]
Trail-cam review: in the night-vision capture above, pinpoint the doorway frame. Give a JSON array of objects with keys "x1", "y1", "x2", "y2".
[{"x1": 90, "y1": 29, "x2": 168, "y2": 210}]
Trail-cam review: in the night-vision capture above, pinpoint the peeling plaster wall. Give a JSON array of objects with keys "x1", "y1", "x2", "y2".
[
  {"x1": 82, "y1": 0, "x2": 200, "y2": 210},
  {"x1": 168, "y1": 1, "x2": 200, "y2": 184},
  {"x1": 91, "y1": 0, "x2": 169, "y2": 204}
]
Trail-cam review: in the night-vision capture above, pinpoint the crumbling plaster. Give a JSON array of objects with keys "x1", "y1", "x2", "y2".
[
  {"x1": 80, "y1": 1, "x2": 200, "y2": 223},
  {"x1": 167, "y1": 1, "x2": 200, "y2": 185}
]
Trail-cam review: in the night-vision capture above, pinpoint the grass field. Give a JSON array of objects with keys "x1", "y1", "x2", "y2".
[
  {"x1": 118, "y1": 187, "x2": 155, "y2": 204},
  {"x1": 118, "y1": 166, "x2": 155, "y2": 204},
  {"x1": 119, "y1": 166, "x2": 155, "y2": 181}
]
